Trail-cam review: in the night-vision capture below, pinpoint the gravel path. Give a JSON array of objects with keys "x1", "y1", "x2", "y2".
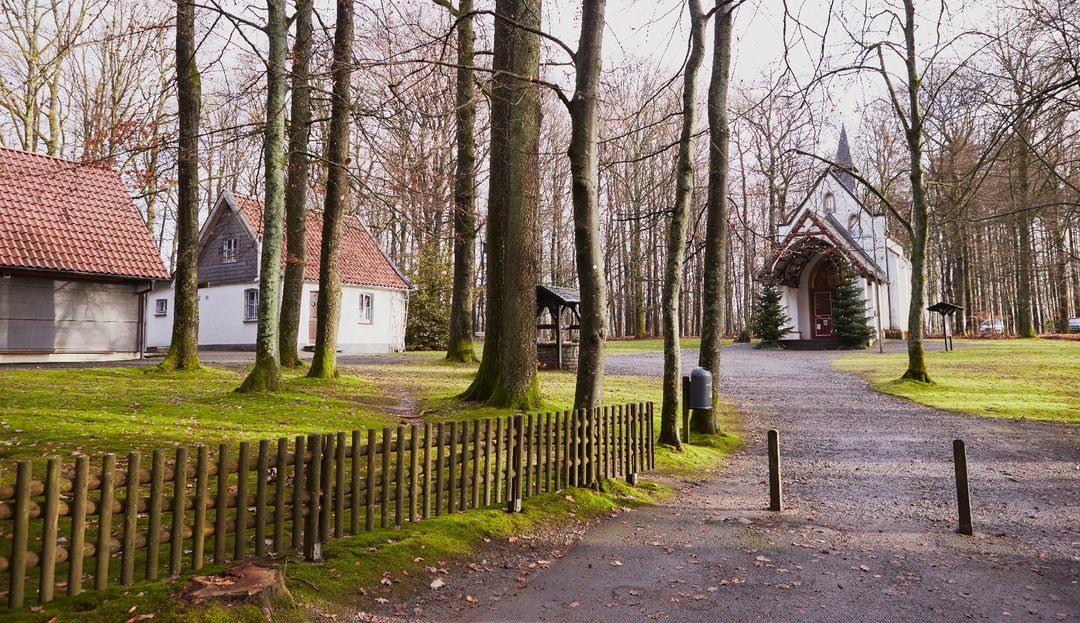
[{"x1": 373, "y1": 342, "x2": 1080, "y2": 622}]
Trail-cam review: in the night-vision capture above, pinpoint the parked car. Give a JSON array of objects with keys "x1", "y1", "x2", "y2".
[
  {"x1": 979, "y1": 319, "x2": 1005, "y2": 333},
  {"x1": 1069, "y1": 317, "x2": 1080, "y2": 333}
]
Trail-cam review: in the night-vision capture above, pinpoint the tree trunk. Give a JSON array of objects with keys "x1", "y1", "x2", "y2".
[
  {"x1": 1013, "y1": 125, "x2": 1037, "y2": 338},
  {"x1": 307, "y1": 0, "x2": 354, "y2": 379},
  {"x1": 446, "y1": 0, "x2": 479, "y2": 363},
  {"x1": 279, "y1": 0, "x2": 314, "y2": 368},
  {"x1": 900, "y1": 0, "x2": 931, "y2": 384},
  {"x1": 238, "y1": 0, "x2": 289, "y2": 392},
  {"x1": 659, "y1": 0, "x2": 706, "y2": 449},
  {"x1": 461, "y1": 0, "x2": 542, "y2": 409},
  {"x1": 160, "y1": 0, "x2": 201, "y2": 373},
  {"x1": 568, "y1": 0, "x2": 608, "y2": 411},
  {"x1": 488, "y1": 0, "x2": 542, "y2": 409},
  {"x1": 694, "y1": 0, "x2": 732, "y2": 434}
]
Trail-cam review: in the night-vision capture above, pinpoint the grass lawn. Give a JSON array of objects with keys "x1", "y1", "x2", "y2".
[
  {"x1": 834, "y1": 339, "x2": 1080, "y2": 424},
  {"x1": 605, "y1": 337, "x2": 701, "y2": 354},
  {"x1": 0, "y1": 355, "x2": 741, "y2": 621}
]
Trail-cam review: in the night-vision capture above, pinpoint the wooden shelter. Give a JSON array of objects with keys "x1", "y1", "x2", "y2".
[{"x1": 536, "y1": 285, "x2": 580, "y2": 370}]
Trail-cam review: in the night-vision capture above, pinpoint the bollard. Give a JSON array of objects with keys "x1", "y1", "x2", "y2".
[
  {"x1": 768, "y1": 429, "x2": 782, "y2": 511},
  {"x1": 681, "y1": 375, "x2": 691, "y2": 446},
  {"x1": 953, "y1": 439, "x2": 973, "y2": 535}
]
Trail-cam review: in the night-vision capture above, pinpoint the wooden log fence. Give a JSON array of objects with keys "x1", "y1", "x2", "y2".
[{"x1": 0, "y1": 402, "x2": 655, "y2": 609}]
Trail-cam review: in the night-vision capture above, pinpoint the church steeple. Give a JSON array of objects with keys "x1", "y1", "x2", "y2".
[{"x1": 834, "y1": 126, "x2": 856, "y2": 191}]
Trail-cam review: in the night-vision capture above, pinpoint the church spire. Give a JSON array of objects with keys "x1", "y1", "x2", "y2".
[{"x1": 834, "y1": 126, "x2": 856, "y2": 191}]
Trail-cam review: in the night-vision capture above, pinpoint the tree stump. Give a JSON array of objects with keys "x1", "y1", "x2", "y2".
[{"x1": 183, "y1": 562, "x2": 291, "y2": 617}]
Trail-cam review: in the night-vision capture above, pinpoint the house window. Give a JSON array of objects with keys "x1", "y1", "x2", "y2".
[
  {"x1": 154, "y1": 298, "x2": 168, "y2": 316},
  {"x1": 223, "y1": 238, "x2": 238, "y2": 263},
  {"x1": 244, "y1": 288, "x2": 259, "y2": 321},
  {"x1": 823, "y1": 192, "x2": 836, "y2": 214},
  {"x1": 359, "y1": 293, "x2": 374, "y2": 324}
]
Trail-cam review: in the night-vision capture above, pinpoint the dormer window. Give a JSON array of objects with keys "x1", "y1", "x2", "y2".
[
  {"x1": 223, "y1": 238, "x2": 238, "y2": 263},
  {"x1": 823, "y1": 192, "x2": 836, "y2": 214}
]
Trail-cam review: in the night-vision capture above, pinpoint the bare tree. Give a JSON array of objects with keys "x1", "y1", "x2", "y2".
[{"x1": 159, "y1": 0, "x2": 200, "y2": 372}]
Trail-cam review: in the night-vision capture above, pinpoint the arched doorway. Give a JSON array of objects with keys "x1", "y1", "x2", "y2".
[{"x1": 809, "y1": 257, "x2": 841, "y2": 338}]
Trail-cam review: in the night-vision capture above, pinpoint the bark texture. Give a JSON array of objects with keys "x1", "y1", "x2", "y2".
[
  {"x1": 694, "y1": 0, "x2": 733, "y2": 434},
  {"x1": 160, "y1": 0, "x2": 201, "y2": 372},
  {"x1": 659, "y1": 0, "x2": 706, "y2": 448},
  {"x1": 462, "y1": 0, "x2": 542, "y2": 409},
  {"x1": 308, "y1": 0, "x2": 354, "y2": 379},
  {"x1": 568, "y1": 0, "x2": 608, "y2": 411},
  {"x1": 238, "y1": 0, "x2": 288, "y2": 392},
  {"x1": 279, "y1": 0, "x2": 314, "y2": 368},
  {"x1": 900, "y1": 0, "x2": 931, "y2": 383},
  {"x1": 445, "y1": 0, "x2": 479, "y2": 364},
  {"x1": 489, "y1": 0, "x2": 542, "y2": 409}
]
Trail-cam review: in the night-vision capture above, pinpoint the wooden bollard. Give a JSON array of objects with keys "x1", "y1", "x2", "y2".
[
  {"x1": 681, "y1": 375, "x2": 691, "y2": 446},
  {"x1": 768, "y1": 429, "x2": 782, "y2": 511},
  {"x1": 953, "y1": 439, "x2": 973, "y2": 535}
]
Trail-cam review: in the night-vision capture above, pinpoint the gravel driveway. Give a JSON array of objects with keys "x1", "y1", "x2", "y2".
[{"x1": 378, "y1": 342, "x2": 1079, "y2": 622}]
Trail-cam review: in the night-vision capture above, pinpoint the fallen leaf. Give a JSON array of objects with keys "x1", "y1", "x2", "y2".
[
  {"x1": 611, "y1": 560, "x2": 623, "y2": 567},
  {"x1": 430, "y1": 577, "x2": 446, "y2": 590}
]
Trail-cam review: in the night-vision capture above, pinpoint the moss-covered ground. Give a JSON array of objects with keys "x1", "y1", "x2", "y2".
[
  {"x1": 833, "y1": 339, "x2": 1080, "y2": 424},
  {"x1": 0, "y1": 353, "x2": 742, "y2": 621}
]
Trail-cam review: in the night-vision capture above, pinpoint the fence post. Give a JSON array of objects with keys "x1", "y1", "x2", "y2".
[
  {"x1": 275, "y1": 438, "x2": 288, "y2": 551},
  {"x1": 483, "y1": 418, "x2": 494, "y2": 505},
  {"x1": 350, "y1": 431, "x2": 362, "y2": 535},
  {"x1": 170, "y1": 446, "x2": 188, "y2": 576},
  {"x1": 235, "y1": 441, "x2": 250, "y2": 562},
  {"x1": 69, "y1": 455, "x2": 90, "y2": 596},
  {"x1": 423, "y1": 423, "x2": 433, "y2": 518},
  {"x1": 94, "y1": 453, "x2": 116, "y2": 591},
  {"x1": 395, "y1": 425, "x2": 406, "y2": 525},
  {"x1": 493, "y1": 418, "x2": 503, "y2": 504},
  {"x1": 193, "y1": 445, "x2": 209, "y2": 569},
  {"x1": 319, "y1": 433, "x2": 334, "y2": 543},
  {"x1": 953, "y1": 439, "x2": 973, "y2": 535},
  {"x1": 471, "y1": 419, "x2": 482, "y2": 508},
  {"x1": 146, "y1": 448, "x2": 164, "y2": 579},
  {"x1": 365, "y1": 429, "x2": 377, "y2": 531},
  {"x1": 380, "y1": 427, "x2": 392, "y2": 528},
  {"x1": 9, "y1": 460, "x2": 31, "y2": 608},
  {"x1": 507, "y1": 415, "x2": 523, "y2": 513},
  {"x1": 768, "y1": 429, "x2": 782, "y2": 511},
  {"x1": 435, "y1": 422, "x2": 445, "y2": 516},
  {"x1": 626, "y1": 411, "x2": 638, "y2": 485},
  {"x1": 291, "y1": 436, "x2": 305, "y2": 550},
  {"x1": 40, "y1": 457, "x2": 60, "y2": 602},
  {"x1": 305, "y1": 433, "x2": 323, "y2": 561},
  {"x1": 255, "y1": 440, "x2": 269, "y2": 559},
  {"x1": 335, "y1": 431, "x2": 346, "y2": 538},
  {"x1": 215, "y1": 443, "x2": 229, "y2": 563},
  {"x1": 411, "y1": 425, "x2": 420, "y2": 522}
]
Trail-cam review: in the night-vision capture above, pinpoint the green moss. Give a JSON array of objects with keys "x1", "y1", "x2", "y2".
[
  {"x1": 834, "y1": 339, "x2": 1080, "y2": 424},
  {"x1": 0, "y1": 482, "x2": 670, "y2": 622}
]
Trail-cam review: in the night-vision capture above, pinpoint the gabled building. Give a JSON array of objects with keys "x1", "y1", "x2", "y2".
[
  {"x1": 144, "y1": 191, "x2": 409, "y2": 353},
  {"x1": 764, "y1": 129, "x2": 912, "y2": 343},
  {"x1": 0, "y1": 147, "x2": 170, "y2": 363}
]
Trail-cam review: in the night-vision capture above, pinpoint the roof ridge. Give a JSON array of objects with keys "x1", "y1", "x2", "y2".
[{"x1": 0, "y1": 145, "x2": 116, "y2": 173}]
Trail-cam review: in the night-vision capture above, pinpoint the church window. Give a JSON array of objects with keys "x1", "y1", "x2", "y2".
[
  {"x1": 847, "y1": 213, "x2": 862, "y2": 236},
  {"x1": 823, "y1": 192, "x2": 835, "y2": 213}
]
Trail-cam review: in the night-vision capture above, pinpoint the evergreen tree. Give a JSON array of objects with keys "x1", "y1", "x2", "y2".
[
  {"x1": 832, "y1": 264, "x2": 875, "y2": 349},
  {"x1": 750, "y1": 276, "x2": 792, "y2": 349}
]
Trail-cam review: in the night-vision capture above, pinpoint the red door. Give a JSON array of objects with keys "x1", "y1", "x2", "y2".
[
  {"x1": 813, "y1": 290, "x2": 833, "y2": 337},
  {"x1": 308, "y1": 291, "x2": 319, "y2": 343}
]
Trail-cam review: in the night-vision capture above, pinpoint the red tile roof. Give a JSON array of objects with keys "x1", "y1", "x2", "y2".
[
  {"x1": 0, "y1": 147, "x2": 169, "y2": 279},
  {"x1": 233, "y1": 194, "x2": 408, "y2": 290}
]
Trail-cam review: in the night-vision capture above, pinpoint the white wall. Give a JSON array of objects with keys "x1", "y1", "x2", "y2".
[{"x1": 145, "y1": 280, "x2": 408, "y2": 353}]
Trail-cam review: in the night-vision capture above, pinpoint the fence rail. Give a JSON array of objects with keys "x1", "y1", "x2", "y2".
[{"x1": 0, "y1": 402, "x2": 655, "y2": 609}]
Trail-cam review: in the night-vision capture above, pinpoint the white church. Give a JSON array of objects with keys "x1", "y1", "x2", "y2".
[{"x1": 764, "y1": 129, "x2": 912, "y2": 344}]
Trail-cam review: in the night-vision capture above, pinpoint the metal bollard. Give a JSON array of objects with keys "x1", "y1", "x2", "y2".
[{"x1": 768, "y1": 429, "x2": 782, "y2": 511}]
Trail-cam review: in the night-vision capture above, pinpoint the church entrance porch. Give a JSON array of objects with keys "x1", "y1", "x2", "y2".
[{"x1": 809, "y1": 258, "x2": 841, "y2": 339}]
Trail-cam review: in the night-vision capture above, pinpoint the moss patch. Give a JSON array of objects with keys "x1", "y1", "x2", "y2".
[
  {"x1": 834, "y1": 339, "x2": 1080, "y2": 424},
  {"x1": 0, "y1": 482, "x2": 670, "y2": 623}
]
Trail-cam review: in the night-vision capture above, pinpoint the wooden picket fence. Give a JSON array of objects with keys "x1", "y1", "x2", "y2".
[{"x1": 0, "y1": 403, "x2": 654, "y2": 609}]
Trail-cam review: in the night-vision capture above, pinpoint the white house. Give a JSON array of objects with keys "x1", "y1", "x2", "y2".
[
  {"x1": 145, "y1": 191, "x2": 409, "y2": 353},
  {"x1": 764, "y1": 129, "x2": 912, "y2": 343}
]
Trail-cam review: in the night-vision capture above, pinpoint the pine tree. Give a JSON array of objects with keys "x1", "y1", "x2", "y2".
[
  {"x1": 750, "y1": 276, "x2": 792, "y2": 349},
  {"x1": 831, "y1": 265, "x2": 875, "y2": 349}
]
